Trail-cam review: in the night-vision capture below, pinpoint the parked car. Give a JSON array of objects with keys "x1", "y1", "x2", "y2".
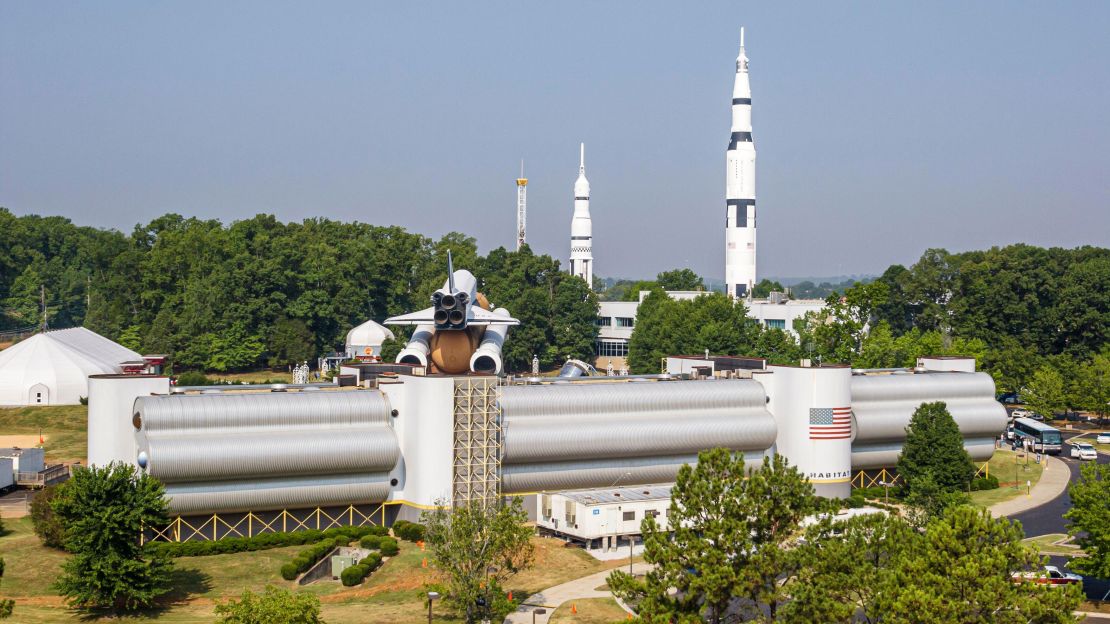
[
  {"x1": 1010, "y1": 409, "x2": 1030, "y2": 419},
  {"x1": 1096, "y1": 433, "x2": 1110, "y2": 445},
  {"x1": 1012, "y1": 565, "x2": 1083, "y2": 586},
  {"x1": 1070, "y1": 443, "x2": 1097, "y2": 461}
]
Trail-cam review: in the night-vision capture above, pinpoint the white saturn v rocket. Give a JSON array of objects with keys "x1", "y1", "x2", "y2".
[
  {"x1": 725, "y1": 28, "x2": 757, "y2": 299},
  {"x1": 569, "y1": 143, "x2": 593, "y2": 287}
]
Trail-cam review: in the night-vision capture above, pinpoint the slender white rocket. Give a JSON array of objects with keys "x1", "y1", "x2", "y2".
[
  {"x1": 569, "y1": 142, "x2": 593, "y2": 287},
  {"x1": 725, "y1": 27, "x2": 757, "y2": 299}
]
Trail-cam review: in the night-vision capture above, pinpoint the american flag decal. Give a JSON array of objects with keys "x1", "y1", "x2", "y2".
[{"x1": 810, "y1": 407, "x2": 852, "y2": 440}]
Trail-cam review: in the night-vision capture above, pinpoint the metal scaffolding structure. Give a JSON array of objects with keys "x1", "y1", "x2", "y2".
[
  {"x1": 516, "y1": 161, "x2": 527, "y2": 251},
  {"x1": 452, "y1": 376, "x2": 502, "y2": 507}
]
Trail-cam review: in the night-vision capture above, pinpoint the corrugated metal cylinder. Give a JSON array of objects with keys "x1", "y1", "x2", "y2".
[
  {"x1": 163, "y1": 473, "x2": 393, "y2": 515},
  {"x1": 141, "y1": 428, "x2": 399, "y2": 483},
  {"x1": 135, "y1": 391, "x2": 392, "y2": 432}
]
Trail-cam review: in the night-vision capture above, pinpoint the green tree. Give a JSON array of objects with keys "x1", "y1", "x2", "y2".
[
  {"x1": 52, "y1": 463, "x2": 173, "y2": 613},
  {"x1": 891, "y1": 506, "x2": 1081, "y2": 623},
  {"x1": 214, "y1": 586, "x2": 324, "y2": 624},
  {"x1": 29, "y1": 484, "x2": 67, "y2": 549},
  {"x1": 897, "y1": 402, "x2": 976, "y2": 494},
  {"x1": 267, "y1": 317, "x2": 316, "y2": 367},
  {"x1": 1064, "y1": 462, "x2": 1110, "y2": 597},
  {"x1": 627, "y1": 292, "x2": 761, "y2": 374},
  {"x1": 655, "y1": 269, "x2": 704, "y2": 292},
  {"x1": 421, "y1": 498, "x2": 534, "y2": 624},
  {"x1": 1023, "y1": 365, "x2": 1067, "y2": 420},
  {"x1": 787, "y1": 510, "x2": 918, "y2": 623},
  {"x1": 751, "y1": 278, "x2": 784, "y2": 298},
  {"x1": 609, "y1": 450, "x2": 815, "y2": 623},
  {"x1": 1076, "y1": 348, "x2": 1110, "y2": 421},
  {"x1": 0, "y1": 555, "x2": 13, "y2": 619}
]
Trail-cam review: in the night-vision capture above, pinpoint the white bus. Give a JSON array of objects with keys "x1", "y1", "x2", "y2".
[{"x1": 1012, "y1": 417, "x2": 1063, "y2": 455}]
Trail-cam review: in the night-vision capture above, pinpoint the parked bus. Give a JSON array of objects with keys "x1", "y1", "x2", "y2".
[{"x1": 1012, "y1": 417, "x2": 1063, "y2": 455}]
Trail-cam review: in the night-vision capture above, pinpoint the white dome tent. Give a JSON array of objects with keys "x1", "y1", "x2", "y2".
[
  {"x1": 345, "y1": 320, "x2": 395, "y2": 359},
  {"x1": 0, "y1": 328, "x2": 141, "y2": 406}
]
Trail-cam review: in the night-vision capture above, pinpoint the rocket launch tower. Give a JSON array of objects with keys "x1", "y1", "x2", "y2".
[{"x1": 725, "y1": 28, "x2": 757, "y2": 298}]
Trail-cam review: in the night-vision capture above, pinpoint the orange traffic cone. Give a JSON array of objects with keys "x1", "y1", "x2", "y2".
[
  {"x1": 422, "y1": 558, "x2": 427, "y2": 568},
  {"x1": 571, "y1": 604, "x2": 577, "y2": 614},
  {"x1": 508, "y1": 591, "x2": 513, "y2": 601}
]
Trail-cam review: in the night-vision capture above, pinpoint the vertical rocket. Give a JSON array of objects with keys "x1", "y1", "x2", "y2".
[
  {"x1": 725, "y1": 27, "x2": 757, "y2": 299},
  {"x1": 569, "y1": 143, "x2": 593, "y2": 287}
]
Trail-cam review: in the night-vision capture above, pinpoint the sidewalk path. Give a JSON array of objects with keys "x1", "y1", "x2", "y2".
[
  {"x1": 989, "y1": 456, "x2": 1070, "y2": 518},
  {"x1": 505, "y1": 563, "x2": 651, "y2": 624}
]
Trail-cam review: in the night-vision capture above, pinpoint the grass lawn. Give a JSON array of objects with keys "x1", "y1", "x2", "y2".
[
  {"x1": 212, "y1": 371, "x2": 293, "y2": 384},
  {"x1": 1020, "y1": 533, "x2": 1083, "y2": 555},
  {"x1": 969, "y1": 449, "x2": 1045, "y2": 508},
  {"x1": 0, "y1": 512, "x2": 619, "y2": 624},
  {"x1": 0, "y1": 405, "x2": 87, "y2": 464},
  {"x1": 549, "y1": 597, "x2": 628, "y2": 623}
]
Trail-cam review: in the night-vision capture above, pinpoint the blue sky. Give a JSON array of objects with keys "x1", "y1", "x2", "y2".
[{"x1": 2, "y1": 2, "x2": 1107, "y2": 279}]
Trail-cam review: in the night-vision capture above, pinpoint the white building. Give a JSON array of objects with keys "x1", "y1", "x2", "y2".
[
  {"x1": 345, "y1": 320, "x2": 395, "y2": 359},
  {"x1": 595, "y1": 291, "x2": 825, "y2": 368},
  {"x1": 536, "y1": 485, "x2": 671, "y2": 550},
  {"x1": 0, "y1": 328, "x2": 141, "y2": 406}
]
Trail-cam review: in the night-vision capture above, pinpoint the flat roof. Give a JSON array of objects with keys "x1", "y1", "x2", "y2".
[{"x1": 556, "y1": 485, "x2": 672, "y2": 505}]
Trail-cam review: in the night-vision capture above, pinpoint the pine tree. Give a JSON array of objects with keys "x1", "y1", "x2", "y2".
[
  {"x1": 609, "y1": 449, "x2": 815, "y2": 623},
  {"x1": 897, "y1": 401, "x2": 976, "y2": 493}
]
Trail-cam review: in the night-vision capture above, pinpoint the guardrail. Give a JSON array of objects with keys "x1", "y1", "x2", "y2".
[{"x1": 15, "y1": 464, "x2": 72, "y2": 488}]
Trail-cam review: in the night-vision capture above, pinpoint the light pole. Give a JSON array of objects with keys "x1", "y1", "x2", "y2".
[
  {"x1": 427, "y1": 591, "x2": 439, "y2": 624},
  {"x1": 629, "y1": 535, "x2": 634, "y2": 574},
  {"x1": 532, "y1": 607, "x2": 546, "y2": 623}
]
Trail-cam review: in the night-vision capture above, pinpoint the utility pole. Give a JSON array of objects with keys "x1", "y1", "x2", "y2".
[{"x1": 39, "y1": 285, "x2": 48, "y2": 331}]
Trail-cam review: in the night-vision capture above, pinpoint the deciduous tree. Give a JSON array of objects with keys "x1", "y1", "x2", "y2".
[
  {"x1": 422, "y1": 498, "x2": 534, "y2": 624},
  {"x1": 214, "y1": 586, "x2": 324, "y2": 624},
  {"x1": 51, "y1": 463, "x2": 173, "y2": 613}
]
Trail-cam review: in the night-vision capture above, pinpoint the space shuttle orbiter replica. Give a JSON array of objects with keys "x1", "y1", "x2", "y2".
[{"x1": 384, "y1": 252, "x2": 518, "y2": 375}]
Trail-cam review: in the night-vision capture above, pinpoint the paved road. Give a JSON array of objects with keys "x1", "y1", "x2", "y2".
[{"x1": 1009, "y1": 431, "x2": 1110, "y2": 538}]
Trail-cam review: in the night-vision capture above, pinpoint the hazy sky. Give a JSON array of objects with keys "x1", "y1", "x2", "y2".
[{"x1": 2, "y1": 3, "x2": 1107, "y2": 280}]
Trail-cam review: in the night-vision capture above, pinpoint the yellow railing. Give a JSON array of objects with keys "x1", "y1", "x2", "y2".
[
  {"x1": 850, "y1": 461, "x2": 988, "y2": 490},
  {"x1": 142, "y1": 502, "x2": 393, "y2": 544}
]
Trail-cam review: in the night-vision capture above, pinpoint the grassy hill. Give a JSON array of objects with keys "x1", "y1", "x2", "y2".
[{"x1": 0, "y1": 515, "x2": 628, "y2": 623}]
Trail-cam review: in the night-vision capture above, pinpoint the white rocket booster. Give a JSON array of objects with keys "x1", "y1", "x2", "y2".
[
  {"x1": 569, "y1": 143, "x2": 593, "y2": 287},
  {"x1": 725, "y1": 27, "x2": 757, "y2": 299}
]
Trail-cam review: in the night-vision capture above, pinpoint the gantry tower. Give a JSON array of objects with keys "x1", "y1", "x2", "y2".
[{"x1": 516, "y1": 161, "x2": 528, "y2": 251}]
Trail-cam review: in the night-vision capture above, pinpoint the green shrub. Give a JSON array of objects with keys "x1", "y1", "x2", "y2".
[
  {"x1": 279, "y1": 563, "x2": 299, "y2": 581},
  {"x1": 379, "y1": 537, "x2": 399, "y2": 557},
  {"x1": 30, "y1": 484, "x2": 68, "y2": 550},
  {"x1": 175, "y1": 371, "x2": 213, "y2": 386},
  {"x1": 396, "y1": 522, "x2": 425, "y2": 542},
  {"x1": 360, "y1": 535, "x2": 381, "y2": 550},
  {"x1": 366, "y1": 525, "x2": 390, "y2": 537},
  {"x1": 392, "y1": 520, "x2": 411, "y2": 533},
  {"x1": 971, "y1": 475, "x2": 1000, "y2": 491},
  {"x1": 340, "y1": 564, "x2": 368, "y2": 587},
  {"x1": 361, "y1": 552, "x2": 382, "y2": 571},
  {"x1": 292, "y1": 557, "x2": 311, "y2": 574},
  {"x1": 845, "y1": 494, "x2": 866, "y2": 509}
]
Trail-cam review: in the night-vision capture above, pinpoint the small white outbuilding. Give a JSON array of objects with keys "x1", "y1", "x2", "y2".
[
  {"x1": 0, "y1": 328, "x2": 141, "y2": 406},
  {"x1": 345, "y1": 320, "x2": 395, "y2": 359}
]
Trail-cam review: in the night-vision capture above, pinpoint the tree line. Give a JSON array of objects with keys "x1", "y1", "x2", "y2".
[
  {"x1": 0, "y1": 208, "x2": 597, "y2": 373},
  {"x1": 627, "y1": 245, "x2": 1109, "y2": 415}
]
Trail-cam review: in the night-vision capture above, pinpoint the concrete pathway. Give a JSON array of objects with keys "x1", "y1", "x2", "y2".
[
  {"x1": 505, "y1": 563, "x2": 651, "y2": 624},
  {"x1": 989, "y1": 455, "x2": 1070, "y2": 518}
]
